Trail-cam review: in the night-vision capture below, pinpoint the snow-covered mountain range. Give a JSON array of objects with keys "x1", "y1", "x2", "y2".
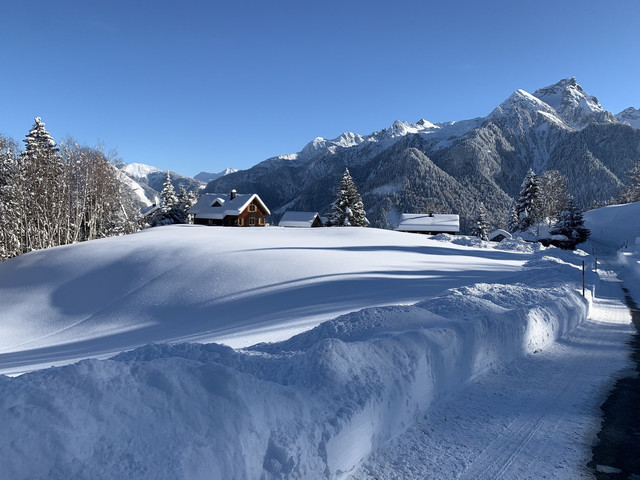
[
  {"x1": 194, "y1": 168, "x2": 238, "y2": 183},
  {"x1": 119, "y1": 164, "x2": 235, "y2": 207},
  {"x1": 204, "y1": 77, "x2": 640, "y2": 231}
]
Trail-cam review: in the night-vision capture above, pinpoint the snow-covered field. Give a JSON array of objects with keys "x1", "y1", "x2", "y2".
[
  {"x1": 0, "y1": 214, "x2": 638, "y2": 479},
  {"x1": 0, "y1": 226, "x2": 526, "y2": 376}
]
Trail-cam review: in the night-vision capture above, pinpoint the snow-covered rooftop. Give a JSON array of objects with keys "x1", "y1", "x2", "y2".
[
  {"x1": 395, "y1": 213, "x2": 460, "y2": 233},
  {"x1": 278, "y1": 211, "x2": 322, "y2": 227},
  {"x1": 188, "y1": 191, "x2": 270, "y2": 219}
]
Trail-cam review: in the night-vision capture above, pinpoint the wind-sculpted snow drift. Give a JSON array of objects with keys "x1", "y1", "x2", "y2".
[{"x1": 0, "y1": 251, "x2": 590, "y2": 480}]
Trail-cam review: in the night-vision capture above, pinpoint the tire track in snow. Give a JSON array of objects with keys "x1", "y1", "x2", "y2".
[{"x1": 350, "y1": 273, "x2": 634, "y2": 480}]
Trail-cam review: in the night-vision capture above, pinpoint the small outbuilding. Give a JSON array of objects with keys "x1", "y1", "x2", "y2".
[
  {"x1": 488, "y1": 229, "x2": 512, "y2": 242},
  {"x1": 189, "y1": 190, "x2": 270, "y2": 226},
  {"x1": 279, "y1": 211, "x2": 323, "y2": 228},
  {"x1": 395, "y1": 213, "x2": 460, "y2": 235}
]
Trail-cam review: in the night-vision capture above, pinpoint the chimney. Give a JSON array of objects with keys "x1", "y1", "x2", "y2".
[{"x1": 230, "y1": 189, "x2": 237, "y2": 200}]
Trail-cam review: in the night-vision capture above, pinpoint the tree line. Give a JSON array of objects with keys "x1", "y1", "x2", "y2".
[{"x1": 0, "y1": 117, "x2": 139, "y2": 261}]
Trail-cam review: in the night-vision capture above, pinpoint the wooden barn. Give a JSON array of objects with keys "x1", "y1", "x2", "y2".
[{"x1": 189, "y1": 190, "x2": 270, "y2": 226}]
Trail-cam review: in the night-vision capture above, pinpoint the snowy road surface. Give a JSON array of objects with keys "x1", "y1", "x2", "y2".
[{"x1": 350, "y1": 269, "x2": 634, "y2": 479}]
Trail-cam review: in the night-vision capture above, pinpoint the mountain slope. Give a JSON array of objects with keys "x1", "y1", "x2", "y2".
[
  {"x1": 119, "y1": 163, "x2": 206, "y2": 206},
  {"x1": 194, "y1": 168, "x2": 238, "y2": 183},
  {"x1": 616, "y1": 107, "x2": 640, "y2": 129},
  {"x1": 205, "y1": 78, "x2": 639, "y2": 232}
]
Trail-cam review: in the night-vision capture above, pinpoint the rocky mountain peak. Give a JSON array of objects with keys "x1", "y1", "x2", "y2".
[
  {"x1": 533, "y1": 77, "x2": 615, "y2": 129},
  {"x1": 616, "y1": 107, "x2": 640, "y2": 129}
]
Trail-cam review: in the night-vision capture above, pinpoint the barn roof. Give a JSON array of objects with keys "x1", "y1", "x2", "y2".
[
  {"x1": 189, "y1": 192, "x2": 270, "y2": 220},
  {"x1": 395, "y1": 213, "x2": 460, "y2": 233},
  {"x1": 279, "y1": 211, "x2": 322, "y2": 227}
]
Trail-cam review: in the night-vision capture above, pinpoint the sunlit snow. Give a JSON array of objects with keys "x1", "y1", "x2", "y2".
[{"x1": 0, "y1": 212, "x2": 638, "y2": 479}]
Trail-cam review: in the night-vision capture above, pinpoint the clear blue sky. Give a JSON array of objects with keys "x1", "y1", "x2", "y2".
[{"x1": 1, "y1": 0, "x2": 638, "y2": 176}]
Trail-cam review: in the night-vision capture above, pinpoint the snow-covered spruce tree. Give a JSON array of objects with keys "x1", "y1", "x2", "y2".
[
  {"x1": 551, "y1": 196, "x2": 590, "y2": 247},
  {"x1": 326, "y1": 168, "x2": 369, "y2": 227},
  {"x1": 515, "y1": 169, "x2": 542, "y2": 232},
  {"x1": 506, "y1": 203, "x2": 519, "y2": 233},
  {"x1": 160, "y1": 172, "x2": 178, "y2": 214},
  {"x1": 471, "y1": 203, "x2": 490, "y2": 241},
  {"x1": 147, "y1": 173, "x2": 192, "y2": 226},
  {"x1": 18, "y1": 117, "x2": 66, "y2": 251},
  {"x1": 177, "y1": 185, "x2": 198, "y2": 224}
]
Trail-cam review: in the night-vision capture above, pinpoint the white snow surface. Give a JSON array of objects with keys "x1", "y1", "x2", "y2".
[
  {"x1": 584, "y1": 200, "x2": 640, "y2": 302},
  {"x1": 0, "y1": 225, "x2": 635, "y2": 479}
]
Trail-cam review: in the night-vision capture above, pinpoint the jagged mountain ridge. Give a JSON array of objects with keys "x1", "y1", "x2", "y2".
[{"x1": 204, "y1": 78, "x2": 640, "y2": 232}]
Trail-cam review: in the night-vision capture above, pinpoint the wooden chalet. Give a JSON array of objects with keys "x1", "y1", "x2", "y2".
[
  {"x1": 278, "y1": 211, "x2": 323, "y2": 228},
  {"x1": 395, "y1": 213, "x2": 460, "y2": 235},
  {"x1": 189, "y1": 190, "x2": 270, "y2": 226}
]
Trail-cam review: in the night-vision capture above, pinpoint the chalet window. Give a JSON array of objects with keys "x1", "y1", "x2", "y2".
[
  {"x1": 259, "y1": 217, "x2": 265, "y2": 225},
  {"x1": 249, "y1": 217, "x2": 256, "y2": 226},
  {"x1": 249, "y1": 204, "x2": 257, "y2": 212},
  {"x1": 237, "y1": 218, "x2": 244, "y2": 226}
]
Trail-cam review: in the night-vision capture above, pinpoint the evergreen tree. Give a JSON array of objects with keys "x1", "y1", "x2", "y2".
[
  {"x1": 146, "y1": 174, "x2": 197, "y2": 226},
  {"x1": 551, "y1": 196, "x2": 590, "y2": 246},
  {"x1": 0, "y1": 120, "x2": 140, "y2": 262},
  {"x1": 327, "y1": 168, "x2": 369, "y2": 227},
  {"x1": 506, "y1": 202, "x2": 519, "y2": 233},
  {"x1": 176, "y1": 185, "x2": 198, "y2": 224},
  {"x1": 515, "y1": 169, "x2": 542, "y2": 232},
  {"x1": 160, "y1": 172, "x2": 178, "y2": 214},
  {"x1": 471, "y1": 203, "x2": 490, "y2": 240},
  {"x1": 18, "y1": 117, "x2": 66, "y2": 250}
]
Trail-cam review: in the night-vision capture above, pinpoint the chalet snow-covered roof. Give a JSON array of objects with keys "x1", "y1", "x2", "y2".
[
  {"x1": 279, "y1": 211, "x2": 322, "y2": 228},
  {"x1": 395, "y1": 213, "x2": 459, "y2": 233},
  {"x1": 189, "y1": 191, "x2": 270, "y2": 220}
]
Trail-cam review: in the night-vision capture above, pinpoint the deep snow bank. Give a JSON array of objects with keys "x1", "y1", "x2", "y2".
[
  {"x1": 0, "y1": 248, "x2": 590, "y2": 480},
  {"x1": 584, "y1": 201, "x2": 640, "y2": 302},
  {"x1": 584, "y1": 201, "x2": 640, "y2": 255}
]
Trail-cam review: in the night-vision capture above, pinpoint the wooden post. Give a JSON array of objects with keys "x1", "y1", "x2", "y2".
[
  {"x1": 582, "y1": 260, "x2": 585, "y2": 297},
  {"x1": 595, "y1": 257, "x2": 598, "y2": 272}
]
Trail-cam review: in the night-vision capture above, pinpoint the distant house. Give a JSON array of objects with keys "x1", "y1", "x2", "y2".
[
  {"x1": 488, "y1": 229, "x2": 512, "y2": 242},
  {"x1": 279, "y1": 211, "x2": 323, "y2": 228},
  {"x1": 395, "y1": 213, "x2": 460, "y2": 235},
  {"x1": 189, "y1": 190, "x2": 270, "y2": 226},
  {"x1": 140, "y1": 203, "x2": 159, "y2": 217}
]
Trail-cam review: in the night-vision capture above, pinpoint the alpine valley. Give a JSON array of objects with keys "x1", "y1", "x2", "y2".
[{"x1": 127, "y1": 78, "x2": 640, "y2": 232}]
